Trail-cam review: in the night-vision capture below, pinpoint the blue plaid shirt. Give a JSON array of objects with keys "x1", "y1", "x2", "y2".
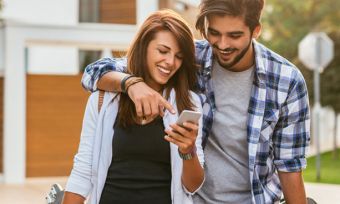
[{"x1": 82, "y1": 40, "x2": 310, "y2": 204}]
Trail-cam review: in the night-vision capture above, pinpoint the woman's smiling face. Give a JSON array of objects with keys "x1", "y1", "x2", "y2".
[{"x1": 145, "y1": 30, "x2": 183, "y2": 91}]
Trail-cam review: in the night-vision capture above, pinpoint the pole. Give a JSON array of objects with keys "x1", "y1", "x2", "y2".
[
  {"x1": 314, "y1": 35, "x2": 322, "y2": 181},
  {"x1": 314, "y1": 69, "x2": 321, "y2": 182}
]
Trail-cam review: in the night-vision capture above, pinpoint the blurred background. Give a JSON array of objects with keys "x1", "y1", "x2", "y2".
[{"x1": 0, "y1": 0, "x2": 339, "y2": 203}]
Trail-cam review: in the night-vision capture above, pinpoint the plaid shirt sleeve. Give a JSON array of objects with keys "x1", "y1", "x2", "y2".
[
  {"x1": 81, "y1": 57, "x2": 127, "y2": 92},
  {"x1": 272, "y1": 68, "x2": 310, "y2": 172}
]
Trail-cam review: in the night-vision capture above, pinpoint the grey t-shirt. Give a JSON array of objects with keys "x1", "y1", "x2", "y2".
[{"x1": 194, "y1": 61, "x2": 254, "y2": 204}]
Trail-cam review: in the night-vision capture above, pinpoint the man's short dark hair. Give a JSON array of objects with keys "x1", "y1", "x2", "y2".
[{"x1": 196, "y1": 0, "x2": 264, "y2": 38}]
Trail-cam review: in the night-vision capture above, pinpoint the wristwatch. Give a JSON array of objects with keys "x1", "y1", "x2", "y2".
[{"x1": 178, "y1": 146, "x2": 196, "y2": 160}]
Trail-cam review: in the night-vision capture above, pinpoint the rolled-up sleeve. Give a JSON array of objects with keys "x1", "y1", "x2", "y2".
[{"x1": 273, "y1": 70, "x2": 310, "y2": 172}]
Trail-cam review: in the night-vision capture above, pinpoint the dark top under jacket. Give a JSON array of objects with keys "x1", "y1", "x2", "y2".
[{"x1": 99, "y1": 116, "x2": 171, "y2": 204}]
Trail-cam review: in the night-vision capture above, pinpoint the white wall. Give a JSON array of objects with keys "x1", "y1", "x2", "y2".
[
  {"x1": 2, "y1": 0, "x2": 79, "y2": 75},
  {"x1": 0, "y1": 25, "x2": 4, "y2": 74},
  {"x1": 2, "y1": 0, "x2": 78, "y2": 25},
  {"x1": 28, "y1": 46, "x2": 79, "y2": 75},
  {"x1": 136, "y1": 0, "x2": 158, "y2": 25}
]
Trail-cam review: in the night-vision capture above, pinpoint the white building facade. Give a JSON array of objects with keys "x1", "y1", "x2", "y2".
[{"x1": 0, "y1": 0, "x2": 158, "y2": 184}]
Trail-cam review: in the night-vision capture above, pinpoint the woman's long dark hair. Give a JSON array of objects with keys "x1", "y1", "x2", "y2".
[{"x1": 118, "y1": 9, "x2": 198, "y2": 128}]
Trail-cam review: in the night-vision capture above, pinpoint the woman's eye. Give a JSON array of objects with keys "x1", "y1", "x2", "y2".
[
  {"x1": 176, "y1": 55, "x2": 183, "y2": 60},
  {"x1": 158, "y1": 49, "x2": 167, "y2": 54}
]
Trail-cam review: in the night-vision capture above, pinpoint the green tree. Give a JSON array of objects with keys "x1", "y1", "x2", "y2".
[{"x1": 260, "y1": 0, "x2": 340, "y2": 157}]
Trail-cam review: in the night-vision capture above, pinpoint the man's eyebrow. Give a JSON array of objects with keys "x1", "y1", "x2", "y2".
[
  {"x1": 228, "y1": 31, "x2": 244, "y2": 35},
  {"x1": 207, "y1": 27, "x2": 244, "y2": 35}
]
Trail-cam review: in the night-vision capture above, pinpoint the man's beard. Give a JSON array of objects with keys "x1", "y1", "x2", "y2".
[{"x1": 214, "y1": 39, "x2": 252, "y2": 70}]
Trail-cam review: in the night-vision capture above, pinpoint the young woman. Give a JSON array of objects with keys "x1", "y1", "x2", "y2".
[{"x1": 62, "y1": 9, "x2": 204, "y2": 204}]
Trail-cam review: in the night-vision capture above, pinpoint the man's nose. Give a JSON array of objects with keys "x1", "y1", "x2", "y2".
[{"x1": 217, "y1": 36, "x2": 229, "y2": 50}]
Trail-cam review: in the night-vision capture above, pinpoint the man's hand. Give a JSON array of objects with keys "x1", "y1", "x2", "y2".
[
  {"x1": 97, "y1": 72, "x2": 175, "y2": 118},
  {"x1": 127, "y1": 81, "x2": 175, "y2": 118}
]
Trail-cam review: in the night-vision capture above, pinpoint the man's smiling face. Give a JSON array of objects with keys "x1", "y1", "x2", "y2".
[{"x1": 207, "y1": 14, "x2": 261, "y2": 72}]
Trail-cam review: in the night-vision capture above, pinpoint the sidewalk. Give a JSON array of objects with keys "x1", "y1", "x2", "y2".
[
  {"x1": 305, "y1": 182, "x2": 340, "y2": 203},
  {"x1": 0, "y1": 178, "x2": 339, "y2": 204},
  {"x1": 0, "y1": 177, "x2": 67, "y2": 204}
]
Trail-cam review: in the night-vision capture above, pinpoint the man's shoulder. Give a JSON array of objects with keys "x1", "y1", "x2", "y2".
[
  {"x1": 255, "y1": 41, "x2": 303, "y2": 80},
  {"x1": 255, "y1": 41, "x2": 295, "y2": 68},
  {"x1": 254, "y1": 41, "x2": 307, "y2": 102}
]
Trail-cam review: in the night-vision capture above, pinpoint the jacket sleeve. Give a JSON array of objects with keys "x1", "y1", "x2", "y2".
[
  {"x1": 273, "y1": 70, "x2": 311, "y2": 172},
  {"x1": 190, "y1": 91, "x2": 205, "y2": 168},
  {"x1": 65, "y1": 92, "x2": 99, "y2": 198},
  {"x1": 81, "y1": 57, "x2": 128, "y2": 92}
]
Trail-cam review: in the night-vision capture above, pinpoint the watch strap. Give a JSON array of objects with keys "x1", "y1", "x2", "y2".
[{"x1": 178, "y1": 146, "x2": 196, "y2": 160}]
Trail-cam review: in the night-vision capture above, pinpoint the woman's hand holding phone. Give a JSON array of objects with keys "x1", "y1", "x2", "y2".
[
  {"x1": 164, "y1": 122, "x2": 199, "y2": 154},
  {"x1": 164, "y1": 110, "x2": 201, "y2": 154}
]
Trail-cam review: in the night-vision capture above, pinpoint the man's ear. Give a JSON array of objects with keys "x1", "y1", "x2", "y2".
[{"x1": 252, "y1": 24, "x2": 262, "y2": 39}]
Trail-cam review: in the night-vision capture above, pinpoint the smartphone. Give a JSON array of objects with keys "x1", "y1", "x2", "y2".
[{"x1": 176, "y1": 110, "x2": 202, "y2": 126}]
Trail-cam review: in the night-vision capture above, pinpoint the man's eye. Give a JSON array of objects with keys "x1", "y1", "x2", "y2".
[
  {"x1": 209, "y1": 31, "x2": 219, "y2": 36},
  {"x1": 230, "y1": 35, "x2": 241, "y2": 39}
]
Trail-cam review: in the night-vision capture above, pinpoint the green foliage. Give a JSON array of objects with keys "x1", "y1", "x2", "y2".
[
  {"x1": 303, "y1": 149, "x2": 340, "y2": 184},
  {"x1": 260, "y1": 0, "x2": 340, "y2": 112}
]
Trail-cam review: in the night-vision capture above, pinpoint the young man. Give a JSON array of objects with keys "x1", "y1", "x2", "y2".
[{"x1": 81, "y1": 0, "x2": 310, "y2": 203}]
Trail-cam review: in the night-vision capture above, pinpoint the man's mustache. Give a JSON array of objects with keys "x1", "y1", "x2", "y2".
[{"x1": 212, "y1": 45, "x2": 237, "y2": 52}]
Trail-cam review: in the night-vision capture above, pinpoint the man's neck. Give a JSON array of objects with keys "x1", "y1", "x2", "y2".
[{"x1": 231, "y1": 42, "x2": 255, "y2": 72}]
